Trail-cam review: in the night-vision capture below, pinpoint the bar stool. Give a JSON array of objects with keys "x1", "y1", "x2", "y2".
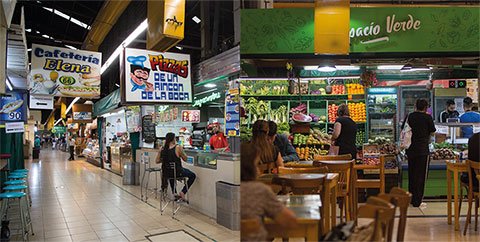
[
  {"x1": 8, "y1": 172, "x2": 31, "y2": 207},
  {"x1": 160, "y1": 161, "x2": 189, "y2": 218},
  {"x1": 140, "y1": 153, "x2": 162, "y2": 202},
  {"x1": 0, "y1": 192, "x2": 33, "y2": 241}
]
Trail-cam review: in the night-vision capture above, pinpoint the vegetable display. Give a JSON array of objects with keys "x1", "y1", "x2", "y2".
[
  {"x1": 240, "y1": 80, "x2": 289, "y2": 96},
  {"x1": 244, "y1": 98, "x2": 269, "y2": 123},
  {"x1": 356, "y1": 130, "x2": 365, "y2": 146},
  {"x1": 431, "y1": 148, "x2": 456, "y2": 160},
  {"x1": 270, "y1": 105, "x2": 288, "y2": 124}
]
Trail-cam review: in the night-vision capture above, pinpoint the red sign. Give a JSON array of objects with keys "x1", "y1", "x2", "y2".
[{"x1": 181, "y1": 110, "x2": 200, "y2": 123}]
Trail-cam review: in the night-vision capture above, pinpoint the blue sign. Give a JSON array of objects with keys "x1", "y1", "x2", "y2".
[
  {"x1": 368, "y1": 87, "x2": 397, "y2": 94},
  {"x1": 0, "y1": 92, "x2": 27, "y2": 123}
]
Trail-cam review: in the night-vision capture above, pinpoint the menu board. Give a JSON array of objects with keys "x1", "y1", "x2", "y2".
[
  {"x1": 123, "y1": 48, "x2": 192, "y2": 104},
  {"x1": 0, "y1": 92, "x2": 27, "y2": 123},
  {"x1": 29, "y1": 44, "x2": 102, "y2": 98},
  {"x1": 142, "y1": 115, "x2": 156, "y2": 143},
  {"x1": 157, "y1": 106, "x2": 179, "y2": 123},
  {"x1": 125, "y1": 106, "x2": 141, "y2": 132},
  {"x1": 181, "y1": 110, "x2": 200, "y2": 123},
  {"x1": 225, "y1": 88, "x2": 240, "y2": 136}
]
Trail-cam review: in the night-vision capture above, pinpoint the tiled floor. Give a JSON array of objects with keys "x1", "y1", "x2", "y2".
[{"x1": 11, "y1": 148, "x2": 239, "y2": 241}]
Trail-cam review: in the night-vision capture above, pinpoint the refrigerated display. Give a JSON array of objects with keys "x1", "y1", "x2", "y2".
[{"x1": 367, "y1": 87, "x2": 398, "y2": 141}]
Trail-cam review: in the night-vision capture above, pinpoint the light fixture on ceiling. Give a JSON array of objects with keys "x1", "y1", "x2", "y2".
[
  {"x1": 54, "y1": 118, "x2": 62, "y2": 126},
  {"x1": 65, "y1": 97, "x2": 80, "y2": 114},
  {"x1": 204, "y1": 83, "x2": 216, "y2": 88},
  {"x1": 401, "y1": 64, "x2": 432, "y2": 72},
  {"x1": 64, "y1": 45, "x2": 77, "y2": 50},
  {"x1": 42, "y1": 7, "x2": 90, "y2": 29},
  {"x1": 5, "y1": 77, "x2": 13, "y2": 91},
  {"x1": 318, "y1": 65, "x2": 337, "y2": 72},
  {"x1": 27, "y1": 48, "x2": 31, "y2": 52},
  {"x1": 41, "y1": 34, "x2": 51, "y2": 39},
  {"x1": 25, "y1": 29, "x2": 31, "y2": 32},
  {"x1": 377, "y1": 65, "x2": 404, "y2": 70},
  {"x1": 192, "y1": 16, "x2": 201, "y2": 24},
  {"x1": 175, "y1": 46, "x2": 183, "y2": 50},
  {"x1": 115, "y1": 83, "x2": 120, "y2": 87},
  {"x1": 304, "y1": 66, "x2": 318, "y2": 70},
  {"x1": 335, "y1": 65, "x2": 360, "y2": 70},
  {"x1": 101, "y1": 19, "x2": 148, "y2": 74},
  {"x1": 400, "y1": 64, "x2": 413, "y2": 71},
  {"x1": 84, "y1": 100, "x2": 93, "y2": 105}
]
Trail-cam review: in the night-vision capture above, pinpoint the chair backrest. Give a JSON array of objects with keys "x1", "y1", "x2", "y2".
[
  {"x1": 355, "y1": 155, "x2": 386, "y2": 193},
  {"x1": 467, "y1": 159, "x2": 480, "y2": 193},
  {"x1": 286, "y1": 177, "x2": 326, "y2": 195},
  {"x1": 314, "y1": 154, "x2": 352, "y2": 161},
  {"x1": 357, "y1": 197, "x2": 395, "y2": 241},
  {"x1": 313, "y1": 159, "x2": 354, "y2": 196},
  {"x1": 241, "y1": 218, "x2": 262, "y2": 241},
  {"x1": 278, "y1": 166, "x2": 328, "y2": 174},
  {"x1": 378, "y1": 187, "x2": 412, "y2": 242}
]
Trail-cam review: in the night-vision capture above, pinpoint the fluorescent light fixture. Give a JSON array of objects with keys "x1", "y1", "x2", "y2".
[
  {"x1": 335, "y1": 65, "x2": 360, "y2": 70},
  {"x1": 204, "y1": 83, "x2": 216, "y2": 88},
  {"x1": 65, "y1": 97, "x2": 80, "y2": 114},
  {"x1": 5, "y1": 78, "x2": 13, "y2": 91},
  {"x1": 318, "y1": 66, "x2": 337, "y2": 72},
  {"x1": 41, "y1": 34, "x2": 51, "y2": 39},
  {"x1": 115, "y1": 83, "x2": 120, "y2": 87},
  {"x1": 25, "y1": 29, "x2": 31, "y2": 32},
  {"x1": 54, "y1": 118, "x2": 62, "y2": 126},
  {"x1": 401, "y1": 67, "x2": 432, "y2": 72},
  {"x1": 175, "y1": 46, "x2": 183, "y2": 50},
  {"x1": 377, "y1": 65, "x2": 404, "y2": 70},
  {"x1": 42, "y1": 7, "x2": 90, "y2": 29},
  {"x1": 27, "y1": 48, "x2": 32, "y2": 52},
  {"x1": 64, "y1": 45, "x2": 77, "y2": 50},
  {"x1": 304, "y1": 66, "x2": 318, "y2": 71},
  {"x1": 35, "y1": 30, "x2": 40, "y2": 34},
  {"x1": 192, "y1": 16, "x2": 201, "y2": 24},
  {"x1": 101, "y1": 19, "x2": 148, "y2": 74}
]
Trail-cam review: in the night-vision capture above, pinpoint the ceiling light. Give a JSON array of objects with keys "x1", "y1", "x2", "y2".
[
  {"x1": 27, "y1": 48, "x2": 31, "y2": 52},
  {"x1": 175, "y1": 46, "x2": 183, "y2": 50},
  {"x1": 35, "y1": 30, "x2": 40, "y2": 34},
  {"x1": 377, "y1": 65, "x2": 404, "y2": 70},
  {"x1": 41, "y1": 34, "x2": 50, "y2": 39},
  {"x1": 65, "y1": 97, "x2": 80, "y2": 114},
  {"x1": 54, "y1": 118, "x2": 62, "y2": 126},
  {"x1": 6, "y1": 78, "x2": 13, "y2": 91},
  {"x1": 115, "y1": 83, "x2": 120, "y2": 87},
  {"x1": 25, "y1": 29, "x2": 31, "y2": 32},
  {"x1": 304, "y1": 66, "x2": 318, "y2": 71},
  {"x1": 101, "y1": 19, "x2": 148, "y2": 74},
  {"x1": 64, "y1": 45, "x2": 77, "y2": 50},
  {"x1": 42, "y1": 7, "x2": 90, "y2": 29},
  {"x1": 192, "y1": 16, "x2": 201, "y2": 24},
  {"x1": 400, "y1": 64, "x2": 413, "y2": 71},
  {"x1": 318, "y1": 66, "x2": 337, "y2": 72},
  {"x1": 335, "y1": 65, "x2": 360, "y2": 70},
  {"x1": 204, "y1": 83, "x2": 216, "y2": 88}
]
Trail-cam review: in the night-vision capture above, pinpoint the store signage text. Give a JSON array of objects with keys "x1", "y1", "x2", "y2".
[
  {"x1": 5, "y1": 122, "x2": 25, "y2": 134},
  {"x1": 350, "y1": 14, "x2": 421, "y2": 43},
  {"x1": 193, "y1": 92, "x2": 221, "y2": 107},
  {"x1": 34, "y1": 47, "x2": 99, "y2": 74}
]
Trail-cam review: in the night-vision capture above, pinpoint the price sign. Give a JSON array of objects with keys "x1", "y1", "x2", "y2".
[
  {"x1": 0, "y1": 92, "x2": 27, "y2": 123},
  {"x1": 436, "y1": 125, "x2": 449, "y2": 134}
]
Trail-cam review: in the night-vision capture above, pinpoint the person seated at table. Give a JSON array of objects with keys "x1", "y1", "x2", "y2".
[
  {"x1": 269, "y1": 121, "x2": 299, "y2": 162},
  {"x1": 251, "y1": 120, "x2": 284, "y2": 173},
  {"x1": 461, "y1": 132, "x2": 479, "y2": 189},
  {"x1": 241, "y1": 142, "x2": 297, "y2": 241}
]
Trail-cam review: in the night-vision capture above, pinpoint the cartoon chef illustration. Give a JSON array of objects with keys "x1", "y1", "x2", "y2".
[{"x1": 127, "y1": 56, "x2": 153, "y2": 92}]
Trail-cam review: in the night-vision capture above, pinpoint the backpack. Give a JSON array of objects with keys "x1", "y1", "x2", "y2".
[{"x1": 400, "y1": 114, "x2": 412, "y2": 150}]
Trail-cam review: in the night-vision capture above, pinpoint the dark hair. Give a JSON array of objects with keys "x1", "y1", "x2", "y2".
[
  {"x1": 241, "y1": 142, "x2": 260, "y2": 181},
  {"x1": 163, "y1": 132, "x2": 176, "y2": 151},
  {"x1": 268, "y1": 121, "x2": 277, "y2": 136},
  {"x1": 416, "y1": 99, "x2": 429, "y2": 111},
  {"x1": 337, "y1": 104, "x2": 350, "y2": 116},
  {"x1": 446, "y1": 99, "x2": 455, "y2": 106},
  {"x1": 251, "y1": 120, "x2": 275, "y2": 163},
  {"x1": 464, "y1": 97, "x2": 473, "y2": 107}
]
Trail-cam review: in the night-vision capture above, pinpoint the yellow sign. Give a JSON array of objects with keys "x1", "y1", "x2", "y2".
[
  {"x1": 163, "y1": 0, "x2": 185, "y2": 39},
  {"x1": 147, "y1": 0, "x2": 185, "y2": 51},
  {"x1": 314, "y1": 0, "x2": 350, "y2": 55},
  {"x1": 61, "y1": 102, "x2": 66, "y2": 119}
]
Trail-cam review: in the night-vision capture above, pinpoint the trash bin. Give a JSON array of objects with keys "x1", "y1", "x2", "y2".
[
  {"x1": 216, "y1": 181, "x2": 240, "y2": 230},
  {"x1": 32, "y1": 147, "x2": 40, "y2": 159},
  {"x1": 123, "y1": 162, "x2": 139, "y2": 185}
]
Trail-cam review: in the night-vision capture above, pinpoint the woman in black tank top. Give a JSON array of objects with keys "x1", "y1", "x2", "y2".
[
  {"x1": 331, "y1": 104, "x2": 358, "y2": 159},
  {"x1": 160, "y1": 133, "x2": 196, "y2": 201}
]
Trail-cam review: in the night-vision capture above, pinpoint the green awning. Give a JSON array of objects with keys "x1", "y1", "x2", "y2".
[{"x1": 93, "y1": 89, "x2": 121, "y2": 117}]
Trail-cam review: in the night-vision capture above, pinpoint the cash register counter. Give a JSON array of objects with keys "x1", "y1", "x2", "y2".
[{"x1": 136, "y1": 148, "x2": 240, "y2": 219}]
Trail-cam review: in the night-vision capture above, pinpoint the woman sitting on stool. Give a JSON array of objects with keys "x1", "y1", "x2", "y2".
[{"x1": 160, "y1": 132, "x2": 196, "y2": 202}]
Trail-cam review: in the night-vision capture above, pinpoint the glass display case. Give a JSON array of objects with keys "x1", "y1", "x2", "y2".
[
  {"x1": 110, "y1": 142, "x2": 121, "y2": 175},
  {"x1": 367, "y1": 87, "x2": 398, "y2": 141},
  {"x1": 196, "y1": 151, "x2": 219, "y2": 169},
  {"x1": 119, "y1": 146, "x2": 132, "y2": 174}
]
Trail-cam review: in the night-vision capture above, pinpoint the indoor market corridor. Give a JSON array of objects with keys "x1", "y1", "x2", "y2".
[{"x1": 19, "y1": 148, "x2": 238, "y2": 242}]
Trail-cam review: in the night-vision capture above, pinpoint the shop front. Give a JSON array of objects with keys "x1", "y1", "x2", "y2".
[{"x1": 240, "y1": 5, "x2": 479, "y2": 197}]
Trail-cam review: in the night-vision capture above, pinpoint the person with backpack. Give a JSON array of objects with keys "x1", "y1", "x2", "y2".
[{"x1": 401, "y1": 99, "x2": 436, "y2": 208}]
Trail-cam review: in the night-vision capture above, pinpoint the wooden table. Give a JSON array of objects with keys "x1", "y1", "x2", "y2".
[
  {"x1": 446, "y1": 160, "x2": 468, "y2": 231},
  {"x1": 265, "y1": 195, "x2": 322, "y2": 241}
]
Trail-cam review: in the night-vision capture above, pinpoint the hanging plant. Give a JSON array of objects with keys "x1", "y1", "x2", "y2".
[{"x1": 360, "y1": 70, "x2": 378, "y2": 88}]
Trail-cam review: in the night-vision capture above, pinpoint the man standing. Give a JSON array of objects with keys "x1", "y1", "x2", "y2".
[
  {"x1": 269, "y1": 121, "x2": 299, "y2": 162},
  {"x1": 439, "y1": 99, "x2": 460, "y2": 122},
  {"x1": 68, "y1": 136, "x2": 76, "y2": 161},
  {"x1": 460, "y1": 97, "x2": 480, "y2": 139},
  {"x1": 209, "y1": 123, "x2": 229, "y2": 151}
]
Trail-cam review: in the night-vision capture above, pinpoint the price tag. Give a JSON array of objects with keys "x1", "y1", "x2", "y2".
[{"x1": 436, "y1": 125, "x2": 448, "y2": 134}]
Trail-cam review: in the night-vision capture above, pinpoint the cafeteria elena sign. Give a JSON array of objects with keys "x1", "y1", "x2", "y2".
[
  {"x1": 122, "y1": 48, "x2": 192, "y2": 104},
  {"x1": 29, "y1": 44, "x2": 102, "y2": 98}
]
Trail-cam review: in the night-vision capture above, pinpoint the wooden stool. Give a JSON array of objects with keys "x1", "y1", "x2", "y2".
[
  {"x1": 355, "y1": 197, "x2": 395, "y2": 241},
  {"x1": 464, "y1": 159, "x2": 480, "y2": 235},
  {"x1": 378, "y1": 187, "x2": 412, "y2": 242}
]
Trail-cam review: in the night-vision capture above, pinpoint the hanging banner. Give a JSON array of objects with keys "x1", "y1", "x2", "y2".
[
  {"x1": 0, "y1": 91, "x2": 27, "y2": 123},
  {"x1": 29, "y1": 44, "x2": 102, "y2": 98},
  {"x1": 122, "y1": 48, "x2": 192, "y2": 104},
  {"x1": 29, "y1": 94, "x2": 53, "y2": 110},
  {"x1": 225, "y1": 89, "x2": 240, "y2": 137},
  {"x1": 125, "y1": 106, "x2": 141, "y2": 133},
  {"x1": 5, "y1": 122, "x2": 24, "y2": 133},
  {"x1": 72, "y1": 104, "x2": 93, "y2": 123},
  {"x1": 181, "y1": 110, "x2": 200, "y2": 123}
]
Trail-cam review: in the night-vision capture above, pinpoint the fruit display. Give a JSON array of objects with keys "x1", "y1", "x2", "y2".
[
  {"x1": 293, "y1": 82, "x2": 309, "y2": 95},
  {"x1": 310, "y1": 88, "x2": 327, "y2": 95},
  {"x1": 290, "y1": 103, "x2": 307, "y2": 121},
  {"x1": 277, "y1": 122, "x2": 290, "y2": 135},
  {"x1": 309, "y1": 113, "x2": 319, "y2": 122},
  {"x1": 240, "y1": 80, "x2": 289, "y2": 96},
  {"x1": 431, "y1": 148, "x2": 456, "y2": 160},
  {"x1": 368, "y1": 136, "x2": 392, "y2": 145},
  {"x1": 328, "y1": 104, "x2": 339, "y2": 123},
  {"x1": 348, "y1": 102, "x2": 366, "y2": 122},
  {"x1": 296, "y1": 146, "x2": 329, "y2": 160},
  {"x1": 346, "y1": 83, "x2": 365, "y2": 95},
  {"x1": 310, "y1": 128, "x2": 332, "y2": 144},
  {"x1": 379, "y1": 143, "x2": 399, "y2": 155},
  {"x1": 356, "y1": 130, "x2": 365, "y2": 146},
  {"x1": 292, "y1": 113, "x2": 312, "y2": 123},
  {"x1": 363, "y1": 156, "x2": 380, "y2": 165},
  {"x1": 330, "y1": 84, "x2": 345, "y2": 95}
]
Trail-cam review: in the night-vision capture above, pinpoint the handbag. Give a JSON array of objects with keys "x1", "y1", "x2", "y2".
[{"x1": 400, "y1": 114, "x2": 412, "y2": 150}]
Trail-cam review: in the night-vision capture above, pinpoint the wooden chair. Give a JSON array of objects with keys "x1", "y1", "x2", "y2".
[
  {"x1": 278, "y1": 176, "x2": 326, "y2": 195},
  {"x1": 314, "y1": 154, "x2": 352, "y2": 161},
  {"x1": 354, "y1": 197, "x2": 395, "y2": 241},
  {"x1": 241, "y1": 218, "x2": 262, "y2": 241},
  {"x1": 377, "y1": 187, "x2": 412, "y2": 242},
  {"x1": 463, "y1": 159, "x2": 480, "y2": 235},
  {"x1": 313, "y1": 159, "x2": 354, "y2": 222},
  {"x1": 353, "y1": 155, "x2": 386, "y2": 219},
  {"x1": 278, "y1": 166, "x2": 328, "y2": 174}
]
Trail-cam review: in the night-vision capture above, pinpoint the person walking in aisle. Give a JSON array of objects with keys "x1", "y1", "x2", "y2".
[
  {"x1": 402, "y1": 99, "x2": 436, "y2": 208},
  {"x1": 68, "y1": 136, "x2": 76, "y2": 161}
]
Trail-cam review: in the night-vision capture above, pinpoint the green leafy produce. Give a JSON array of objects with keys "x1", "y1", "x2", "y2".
[
  {"x1": 277, "y1": 122, "x2": 290, "y2": 135},
  {"x1": 244, "y1": 98, "x2": 269, "y2": 123},
  {"x1": 240, "y1": 127, "x2": 252, "y2": 142}
]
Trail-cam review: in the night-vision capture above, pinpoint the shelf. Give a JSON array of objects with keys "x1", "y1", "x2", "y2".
[{"x1": 241, "y1": 94, "x2": 365, "y2": 101}]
